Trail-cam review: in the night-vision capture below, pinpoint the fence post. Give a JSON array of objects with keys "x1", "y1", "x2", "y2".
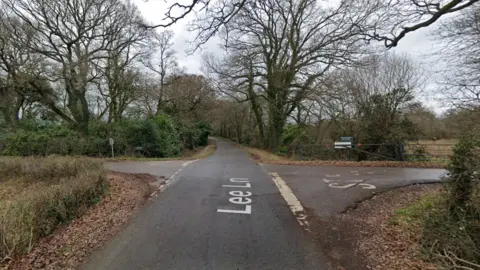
[
  {"x1": 396, "y1": 143, "x2": 405, "y2": 161},
  {"x1": 297, "y1": 143, "x2": 303, "y2": 160}
]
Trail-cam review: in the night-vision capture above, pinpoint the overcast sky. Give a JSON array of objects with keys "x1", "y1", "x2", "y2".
[{"x1": 133, "y1": 0, "x2": 448, "y2": 112}]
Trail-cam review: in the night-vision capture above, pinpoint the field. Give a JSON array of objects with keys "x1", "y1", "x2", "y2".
[
  {"x1": 406, "y1": 139, "x2": 458, "y2": 159},
  {"x1": 0, "y1": 157, "x2": 107, "y2": 261}
]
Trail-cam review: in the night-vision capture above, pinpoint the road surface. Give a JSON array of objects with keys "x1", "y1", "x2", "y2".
[
  {"x1": 261, "y1": 164, "x2": 446, "y2": 218},
  {"x1": 84, "y1": 140, "x2": 329, "y2": 270}
]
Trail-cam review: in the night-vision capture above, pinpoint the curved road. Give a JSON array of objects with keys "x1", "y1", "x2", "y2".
[{"x1": 83, "y1": 140, "x2": 329, "y2": 270}]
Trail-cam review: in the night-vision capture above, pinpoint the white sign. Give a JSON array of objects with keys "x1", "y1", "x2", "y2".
[
  {"x1": 217, "y1": 178, "x2": 252, "y2": 214},
  {"x1": 109, "y1": 138, "x2": 114, "y2": 157},
  {"x1": 334, "y1": 141, "x2": 352, "y2": 149}
]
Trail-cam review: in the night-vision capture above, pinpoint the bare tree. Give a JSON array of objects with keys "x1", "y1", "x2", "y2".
[
  {"x1": 205, "y1": 0, "x2": 377, "y2": 149},
  {"x1": 365, "y1": 0, "x2": 479, "y2": 48},
  {"x1": 146, "y1": 0, "x2": 479, "y2": 50},
  {"x1": 95, "y1": 2, "x2": 151, "y2": 122},
  {"x1": 436, "y1": 6, "x2": 480, "y2": 111},
  {"x1": 132, "y1": 74, "x2": 160, "y2": 118},
  {"x1": 317, "y1": 53, "x2": 424, "y2": 145},
  {"x1": 0, "y1": 12, "x2": 50, "y2": 128},
  {"x1": 163, "y1": 74, "x2": 215, "y2": 121},
  {"x1": 141, "y1": 30, "x2": 178, "y2": 115},
  {"x1": 3, "y1": 0, "x2": 147, "y2": 134}
]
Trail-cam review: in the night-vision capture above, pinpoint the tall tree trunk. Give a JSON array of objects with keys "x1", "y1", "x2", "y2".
[
  {"x1": 246, "y1": 71, "x2": 266, "y2": 147},
  {"x1": 267, "y1": 101, "x2": 286, "y2": 150},
  {"x1": 68, "y1": 90, "x2": 90, "y2": 135},
  {"x1": 0, "y1": 90, "x2": 23, "y2": 130}
]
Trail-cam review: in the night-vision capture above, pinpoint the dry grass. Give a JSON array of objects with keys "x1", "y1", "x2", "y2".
[
  {"x1": 188, "y1": 140, "x2": 217, "y2": 160},
  {"x1": 407, "y1": 139, "x2": 458, "y2": 157},
  {"x1": 0, "y1": 157, "x2": 107, "y2": 263},
  {"x1": 339, "y1": 184, "x2": 443, "y2": 270},
  {"x1": 4, "y1": 172, "x2": 154, "y2": 270},
  {"x1": 391, "y1": 187, "x2": 480, "y2": 269},
  {"x1": 243, "y1": 146, "x2": 289, "y2": 163},
  {"x1": 244, "y1": 146, "x2": 446, "y2": 168}
]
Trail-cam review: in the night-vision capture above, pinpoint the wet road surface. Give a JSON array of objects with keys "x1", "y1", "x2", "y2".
[
  {"x1": 261, "y1": 164, "x2": 446, "y2": 217},
  {"x1": 104, "y1": 160, "x2": 196, "y2": 188},
  {"x1": 84, "y1": 140, "x2": 329, "y2": 270}
]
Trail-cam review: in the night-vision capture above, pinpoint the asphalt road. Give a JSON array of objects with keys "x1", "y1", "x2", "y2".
[
  {"x1": 83, "y1": 140, "x2": 329, "y2": 270},
  {"x1": 262, "y1": 164, "x2": 446, "y2": 217},
  {"x1": 103, "y1": 160, "x2": 195, "y2": 189}
]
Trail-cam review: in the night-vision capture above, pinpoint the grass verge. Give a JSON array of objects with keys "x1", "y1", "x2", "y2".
[
  {"x1": 391, "y1": 187, "x2": 480, "y2": 269},
  {"x1": 188, "y1": 140, "x2": 217, "y2": 160},
  {"x1": 0, "y1": 157, "x2": 107, "y2": 263},
  {"x1": 3, "y1": 172, "x2": 155, "y2": 270},
  {"x1": 243, "y1": 146, "x2": 446, "y2": 168},
  {"x1": 318, "y1": 184, "x2": 443, "y2": 270}
]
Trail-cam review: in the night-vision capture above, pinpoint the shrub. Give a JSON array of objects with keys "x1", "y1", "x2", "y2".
[
  {"x1": 421, "y1": 192, "x2": 480, "y2": 269},
  {"x1": 0, "y1": 115, "x2": 189, "y2": 158},
  {"x1": 0, "y1": 157, "x2": 107, "y2": 260},
  {"x1": 195, "y1": 121, "x2": 212, "y2": 147},
  {"x1": 176, "y1": 120, "x2": 212, "y2": 150},
  {"x1": 419, "y1": 134, "x2": 480, "y2": 268},
  {"x1": 281, "y1": 124, "x2": 313, "y2": 147},
  {"x1": 0, "y1": 124, "x2": 86, "y2": 156},
  {"x1": 407, "y1": 145, "x2": 430, "y2": 162},
  {"x1": 151, "y1": 114, "x2": 181, "y2": 156},
  {"x1": 446, "y1": 133, "x2": 480, "y2": 212}
]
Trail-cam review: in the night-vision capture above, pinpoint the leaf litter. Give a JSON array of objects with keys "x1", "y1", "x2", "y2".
[{"x1": 2, "y1": 172, "x2": 155, "y2": 270}]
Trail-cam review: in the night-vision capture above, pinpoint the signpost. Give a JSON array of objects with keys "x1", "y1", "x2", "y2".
[
  {"x1": 109, "y1": 138, "x2": 114, "y2": 158},
  {"x1": 335, "y1": 136, "x2": 354, "y2": 160},
  {"x1": 334, "y1": 141, "x2": 352, "y2": 149}
]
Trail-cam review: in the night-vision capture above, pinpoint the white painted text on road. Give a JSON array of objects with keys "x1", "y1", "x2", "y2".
[{"x1": 217, "y1": 178, "x2": 252, "y2": 215}]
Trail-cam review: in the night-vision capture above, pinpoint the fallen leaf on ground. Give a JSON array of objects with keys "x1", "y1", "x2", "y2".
[
  {"x1": 314, "y1": 184, "x2": 442, "y2": 270},
  {"x1": 2, "y1": 172, "x2": 155, "y2": 270}
]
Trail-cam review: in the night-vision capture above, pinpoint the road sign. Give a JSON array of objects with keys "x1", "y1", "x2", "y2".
[
  {"x1": 109, "y1": 138, "x2": 114, "y2": 158},
  {"x1": 334, "y1": 141, "x2": 352, "y2": 149},
  {"x1": 339, "y1": 136, "x2": 354, "y2": 142}
]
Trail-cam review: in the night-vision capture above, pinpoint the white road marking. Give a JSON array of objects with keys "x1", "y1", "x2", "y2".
[
  {"x1": 182, "y1": 160, "x2": 197, "y2": 167},
  {"x1": 230, "y1": 178, "x2": 249, "y2": 182},
  {"x1": 229, "y1": 191, "x2": 252, "y2": 196},
  {"x1": 148, "y1": 160, "x2": 198, "y2": 199},
  {"x1": 222, "y1": 182, "x2": 251, "y2": 188},
  {"x1": 270, "y1": 173, "x2": 303, "y2": 213},
  {"x1": 329, "y1": 183, "x2": 356, "y2": 188},
  {"x1": 229, "y1": 197, "x2": 252, "y2": 204},
  {"x1": 350, "y1": 171, "x2": 358, "y2": 173},
  {"x1": 359, "y1": 183, "x2": 376, "y2": 189},
  {"x1": 217, "y1": 205, "x2": 252, "y2": 214},
  {"x1": 270, "y1": 173, "x2": 310, "y2": 232},
  {"x1": 325, "y1": 174, "x2": 340, "y2": 177},
  {"x1": 346, "y1": 180, "x2": 363, "y2": 183},
  {"x1": 218, "y1": 178, "x2": 253, "y2": 215},
  {"x1": 323, "y1": 178, "x2": 333, "y2": 183}
]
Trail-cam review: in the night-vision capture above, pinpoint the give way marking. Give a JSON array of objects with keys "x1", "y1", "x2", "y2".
[{"x1": 270, "y1": 173, "x2": 310, "y2": 232}]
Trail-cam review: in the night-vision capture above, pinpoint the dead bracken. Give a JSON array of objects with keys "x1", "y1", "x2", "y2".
[{"x1": 2, "y1": 172, "x2": 155, "y2": 270}]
